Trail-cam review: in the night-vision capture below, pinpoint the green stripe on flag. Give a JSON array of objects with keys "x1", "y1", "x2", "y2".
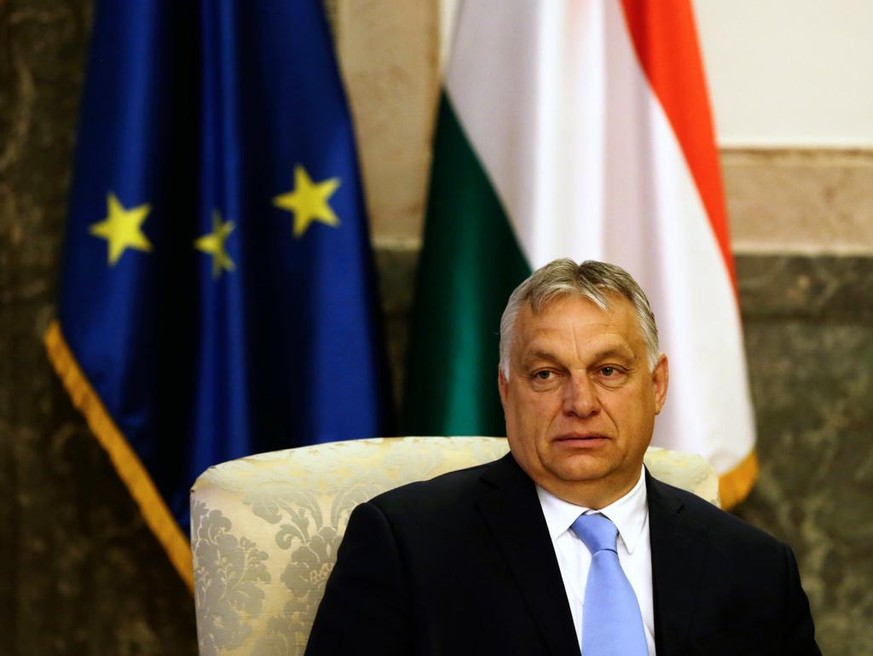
[{"x1": 403, "y1": 95, "x2": 530, "y2": 436}]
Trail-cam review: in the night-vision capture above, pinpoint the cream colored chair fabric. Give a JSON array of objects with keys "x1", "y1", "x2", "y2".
[{"x1": 190, "y1": 436, "x2": 719, "y2": 656}]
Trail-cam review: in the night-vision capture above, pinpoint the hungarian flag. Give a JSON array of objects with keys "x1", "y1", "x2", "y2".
[{"x1": 404, "y1": 0, "x2": 757, "y2": 507}]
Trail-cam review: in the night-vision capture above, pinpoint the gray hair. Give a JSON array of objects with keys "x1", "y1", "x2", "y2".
[{"x1": 498, "y1": 259, "x2": 660, "y2": 377}]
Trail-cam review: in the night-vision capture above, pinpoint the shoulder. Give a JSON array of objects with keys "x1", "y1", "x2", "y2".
[
  {"x1": 366, "y1": 453, "x2": 517, "y2": 515},
  {"x1": 648, "y1": 474, "x2": 794, "y2": 555},
  {"x1": 646, "y1": 476, "x2": 820, "y2": 653},
  {"x1": 336, "y1": 454, "x2": 528, "y2": 565}
]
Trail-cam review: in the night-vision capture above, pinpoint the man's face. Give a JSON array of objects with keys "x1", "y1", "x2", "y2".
[{"x1": 498, "y1": 294, "x2": 668, "y2": 508}]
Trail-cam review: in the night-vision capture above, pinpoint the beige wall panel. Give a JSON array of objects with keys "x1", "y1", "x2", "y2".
[
  {"x1": 694, "y1": 0, "x2": 873, "y2": 148},
  {"x1": 724, "y1": 149, "x2": 873, "y2": 255},
  {"x1": 336, "y1": 0, "x2": 441, "y2": 245}
]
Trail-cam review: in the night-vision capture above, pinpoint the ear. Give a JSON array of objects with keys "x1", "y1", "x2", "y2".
[
  {"x1": 498, "y1": 368, "x2": 509, "y2": 409},
  {"x1": 652, "y1": 353, "x2": 669, "y2": 415}
]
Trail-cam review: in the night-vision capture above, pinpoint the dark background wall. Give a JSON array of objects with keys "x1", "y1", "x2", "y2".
[
  {"x1": 1, "y1": 1, "x2": 198, "y2": 653},
  {"x1": 2, "y1": 1, "x2": 871, "y2": 653}
]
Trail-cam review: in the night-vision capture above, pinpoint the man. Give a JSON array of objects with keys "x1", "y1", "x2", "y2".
[{"x1": 306, "y1": 259, "x2": 820, "y2": 655}]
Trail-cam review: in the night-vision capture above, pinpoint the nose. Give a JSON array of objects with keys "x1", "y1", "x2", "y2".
[{"x1": 562, "y1": 374, "x2": 601, "y2": 418}]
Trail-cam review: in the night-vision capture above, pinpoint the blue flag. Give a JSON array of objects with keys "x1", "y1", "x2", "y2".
[{"x1": 46, "y1": 0, "x2": 392, "y2": 586}]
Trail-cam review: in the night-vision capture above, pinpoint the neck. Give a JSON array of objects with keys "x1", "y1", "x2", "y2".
[{"x1": 536, "y1": 469, "x2": 644, "y2": 510}]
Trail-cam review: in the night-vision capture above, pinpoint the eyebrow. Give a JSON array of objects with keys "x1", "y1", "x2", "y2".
[
  {"x1": 589, "y1": 346, "x2": 637, "y2": 363},
  {"x1": 522, "y1": 349, "x2": 561, "y2": 365},
  {"x1": 522, "y1": 345, "x2": 637, "y2": 366}
]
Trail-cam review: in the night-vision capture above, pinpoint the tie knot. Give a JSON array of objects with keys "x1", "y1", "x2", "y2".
[{"x1": 570, "y1": 513, "x2": 618, "y2": 554}]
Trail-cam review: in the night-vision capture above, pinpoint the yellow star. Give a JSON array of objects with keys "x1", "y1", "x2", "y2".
[
  {"x1": 89, "y1": 192, "x2": 153, "y2": 265},
  {"x1": 194, "y1": 211, "x2": 236, "y2": 278},
  {"x1": 273, "y1": 165, "x2": 341, "y2": 237}
]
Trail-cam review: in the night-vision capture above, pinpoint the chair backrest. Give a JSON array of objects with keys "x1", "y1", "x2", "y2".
[{"x1": 190, "y1": 436, "x2": 719, "y2": 655}]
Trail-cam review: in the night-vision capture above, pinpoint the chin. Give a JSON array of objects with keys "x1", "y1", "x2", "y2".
[{"x1": 547, "y1": 459, "x2": 614, "y2": 484}]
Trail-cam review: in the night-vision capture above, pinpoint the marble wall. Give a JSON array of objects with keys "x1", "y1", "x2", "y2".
[
  {"x1": 736, "y1": 254, "x2": 873, "y2": 652},
  {"x1": 1, "y1": 0, "x2": 871, "y2": 654}
]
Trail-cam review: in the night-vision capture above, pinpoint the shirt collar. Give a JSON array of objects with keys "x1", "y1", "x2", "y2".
[{"x1": 536, "y1": 466, "x2": 649, "y2": 553}]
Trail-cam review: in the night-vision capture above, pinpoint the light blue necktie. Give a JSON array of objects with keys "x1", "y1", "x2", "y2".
[{"x1": 571, "y1": 513, "x2": 648, "y2": 655}]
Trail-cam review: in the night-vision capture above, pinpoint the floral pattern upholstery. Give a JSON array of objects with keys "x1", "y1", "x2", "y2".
[{"x1": 190, "y1": 436, "x2": 720, "y2": 655}]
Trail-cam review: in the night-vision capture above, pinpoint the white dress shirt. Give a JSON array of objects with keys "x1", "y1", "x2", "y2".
[{"x1": 537, "y1": 467, "x2": 656, "y2": 655}]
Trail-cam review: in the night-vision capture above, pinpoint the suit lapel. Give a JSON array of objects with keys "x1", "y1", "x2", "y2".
[
  {"x1": 476, "y1": 455, "x2": 580, "y2": 655},
  {"x1": 647, "y1": 472, "x2": 710, "y2": 656}
]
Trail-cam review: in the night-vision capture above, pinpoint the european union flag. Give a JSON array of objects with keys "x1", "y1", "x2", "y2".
[{"x1": 46, "y1": 0, "x2": 392, "y2": 587}]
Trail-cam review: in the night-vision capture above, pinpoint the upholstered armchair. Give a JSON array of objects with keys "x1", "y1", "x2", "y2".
[{"x1": 190, "y1": 436, "x2": 719, "y2": 655}]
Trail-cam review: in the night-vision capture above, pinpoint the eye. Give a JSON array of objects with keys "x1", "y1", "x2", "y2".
[
  {"x1": 595, "y1": 365, "x2": 629, "y2": 387},
  {"x1": 528, "y1": 369, "x2": 562, "y2": 390}
]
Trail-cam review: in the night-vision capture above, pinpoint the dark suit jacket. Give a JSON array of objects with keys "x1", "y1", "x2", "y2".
[{"x1": 305, "y1": 453, "x2": 820, "y2": 655}]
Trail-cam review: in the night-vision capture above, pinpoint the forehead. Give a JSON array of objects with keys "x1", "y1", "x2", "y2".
[{"x1": 513, "y1": 295, "x2": 642, "y2": 354}]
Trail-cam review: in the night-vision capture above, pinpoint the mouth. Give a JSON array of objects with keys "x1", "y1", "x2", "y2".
[{"x1": 552, "y1": 433, "x2": 610, "y2": 448}]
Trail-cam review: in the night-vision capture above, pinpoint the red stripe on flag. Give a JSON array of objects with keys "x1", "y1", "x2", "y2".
[{"x1": 618, "y1": 0, "x2": 737, "y2": 287}]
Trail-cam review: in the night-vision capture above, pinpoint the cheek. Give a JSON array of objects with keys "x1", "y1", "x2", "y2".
[
  {"x1": 612, "y1": 392, "x2": 657, "y2": 438},
  {"x1": 506, "y1": 428, "x2": 543, "y2": 474},
  {"x1": 506, "y1": 384, "x2": 564, "y2": 430},
  {"x1": 509, "y1": 393, "x2": 542, "y2": 425},
  {"x1": 503, "y1": 398, "x2": 531, "y2": 438},
  {"x1": 505, "y1": 407, "x2": 529, "y2": 440}
]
